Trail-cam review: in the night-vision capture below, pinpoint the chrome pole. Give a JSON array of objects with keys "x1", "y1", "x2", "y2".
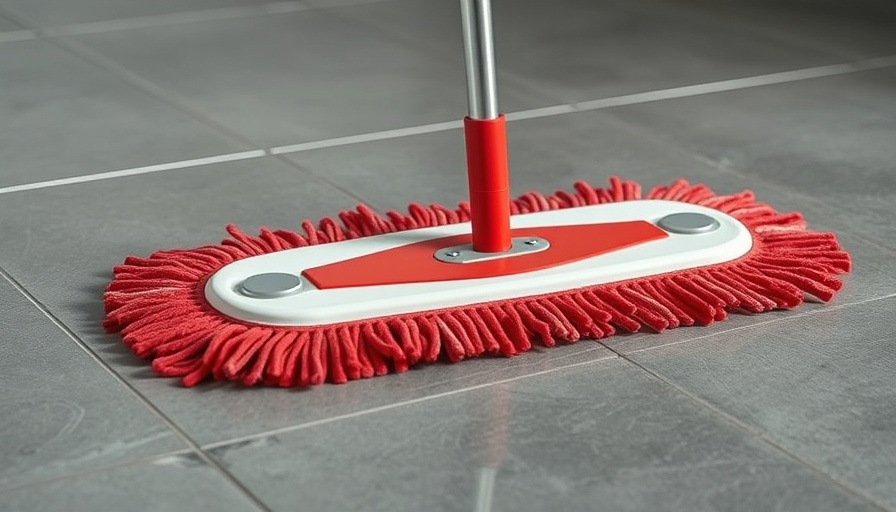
[{"x1": 460, "y1": 0, "x2": 499, "y2": 120}]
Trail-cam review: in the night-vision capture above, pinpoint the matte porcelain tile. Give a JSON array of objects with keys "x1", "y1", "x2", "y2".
[
  {"x1": 0, "y1": 157, "x2": 358, "y2": 322},
  {"x1": 0, "y1": 454, "x2": 259, "y2": 512},
  {"x1": 605, "y1": 69, "x2": 896, "y2": 250},
  {"x1": 0, "y1": 277, "x2": 184, "y2": 491},
  {"x1": 148, "y1": 343, "x2": 616, "y2": 447},
  {"x1": 288, "y1": 109, "x2": 772, "y2": 212},
  {"x1": 0, "y1": 0, "x2": 265, "y2": 27},
  {"x1": 0, "y1": 155, "x2": 615, "y2": 445},
  {"x1": 74, "y1": 9, "x2": 551, "y2": 148},
  {"x1": 636, "y1": 0, "x2": 896, "y2": 60},
  {"x1": 209, "y1": 358, "x2": 876, "y2": 512},
  {"x1": 0, "y1": 39, "x2": 249, "y2": 189},
  {"x1": 326, "y1": 0, "x2": 838, "y2": 104},
  {"x1": 305, "y1": 0, "x2": 398, "y2": 7},
  {"x1": 0, "y1": 12, "x2": 22, "y2": 31},
  {"x1": 630, "y1": 297, "x2": 896, "y2": 509}
]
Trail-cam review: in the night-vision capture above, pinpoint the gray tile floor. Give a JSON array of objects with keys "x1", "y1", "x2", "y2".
[{"x1": 1, "y1": 0, "x2": 894, "y2": 510}]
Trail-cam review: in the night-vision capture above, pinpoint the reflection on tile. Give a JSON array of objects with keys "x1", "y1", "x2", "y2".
[
  {"x1": 211, "y1": 358, "x2": 875, "y2": 512},
  {"x1": 631, "y1": 297, "x2": 896, "y2": 509},
  {"x1": 74, "y1": 9, "x2": 550, "y2": 148},
  {"x1": 329, "y1": 0, "x2": 837, "y2": 103},
  {"x1": 0, "y1": 454, "x2": 258, "y2": 511},
  {"x1": 606, "y1": 69, "x2": 896, "y2": 250},
  {"x1": 0, "y1": 0, "x2": 262, "y2": 27},
  {"x1": 0, "y1": 39, "x2": 248, "y2": 188},
  {"x1": 0, "y1": 277, "x2": 184, "y2": 491},
  {"x1": 0, "y1": 155, "x2": 615, "y2": 445}
]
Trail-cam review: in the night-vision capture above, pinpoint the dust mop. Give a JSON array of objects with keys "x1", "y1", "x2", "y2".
[{"x1": 103, "y1": 0, "x2": 850, "y2": 387}]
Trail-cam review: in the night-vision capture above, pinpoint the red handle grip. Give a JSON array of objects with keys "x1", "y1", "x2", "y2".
[{"x1": 464, "y1": 115, "x2": 511, "y2": 253}]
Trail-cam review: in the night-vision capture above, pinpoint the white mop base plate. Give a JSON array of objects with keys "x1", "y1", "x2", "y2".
[{"x1": 205, "y1": 200, "x2": 752, "y2": 326}]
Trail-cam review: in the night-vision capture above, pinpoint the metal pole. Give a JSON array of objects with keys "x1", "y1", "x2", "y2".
[
  {"x1": 460, "y1": 0, "x2": 499, "y2": 120},
  {"x1": 459, "y1": 0, "x2": 511, "y2": 253}
]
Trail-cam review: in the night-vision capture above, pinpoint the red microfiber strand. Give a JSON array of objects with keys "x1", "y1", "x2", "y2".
[{"x1": 103, "y1": 177, "x2": 851, "y2": 387}]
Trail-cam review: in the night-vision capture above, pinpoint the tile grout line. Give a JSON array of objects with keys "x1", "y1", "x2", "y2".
[
  {"x1": 2, "y1": 251, "x2": 893, "y2": 502},
  {"x1": 578, "y1": 65, "x2": 896, "y2": 254},
  {"x1": 199, "y1": 294, "x2": 896, "y2": 452},
  {"x1": 597, "y1": 106, "x2": 896, "y2": 256},
  {"x1": 0, "y1": 2, "x2": 372, "y2": 206},
  {"x1": 42, "y1": 4, "x2": 298, "y2": 37},
  {"x1": 0, "y1": 151, "x2": 267, "y2": 194},
  {"x1": 56, "y1": 38, "x2": 265, "y2": 150},
  {"x1": 202, "y1": 352, "x2": 619, "y2": 450},
  {"x1": 0, "y1": 2, "x2": 262, "y2": 151},
  {"x1": 41, "y1": 4, "x2": 304, "y2": 38},
  {"x1": 0, "y1": 3, "x2": 891, "y2": 505},
  {"x1": 604, "y1": 342, "x2": 896, "y2": 512},
  {"x1": 0, "y1": 0, "x2": 402, "y2": 42},
  {"x1": 0, "y1": 266, "x2": 273, "y2": 512},
  {"x1": 1, "y1": 53, "x2": 894, "y2": 197},
  {"x1": 268, "y1": 120, "x2": 463, "y2": 154},
  {"x1": 569, "y1": 55, "x2": 896, "y2": 111}
]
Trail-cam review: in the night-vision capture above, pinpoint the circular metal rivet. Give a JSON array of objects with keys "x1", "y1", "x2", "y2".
[
  {"x1": 525, "y1": 239, "x2": 539, "y2": 245},
  {"x1": 239, "y1": 272, "x2": 303, "y2": 299},
  {"x1": 658, "y1": 212, "x2": 720, "y2": 234},
  {"x1": 446, "y1": 251, "x2": 461, "y2": 257}
]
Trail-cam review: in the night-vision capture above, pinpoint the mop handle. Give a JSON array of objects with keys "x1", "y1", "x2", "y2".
[{"x1": 460, "y1": 0, "x2": 512, "y2": 253}]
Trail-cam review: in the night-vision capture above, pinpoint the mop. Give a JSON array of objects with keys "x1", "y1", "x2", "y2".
[{"x1": 103, "y1": 0, "x2": 850, "y2": 387}]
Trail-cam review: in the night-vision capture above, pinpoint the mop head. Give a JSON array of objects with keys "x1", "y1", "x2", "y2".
[{"x1": 103, "y1": 177, "x2": 850, "y2": 387}]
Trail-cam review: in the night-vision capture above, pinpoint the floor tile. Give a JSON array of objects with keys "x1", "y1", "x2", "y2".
[
  {"x1": 281, "y1": 107, "x2": 850, "y2": 211},
  {"x1": 0, "y1": 276, "x2": 185, "y2": 491},
  {"x1": 304, "y1": 0, "x2": 398, "y2": 7},
  {"x1": 327, "y1": 0, "x2": 839, "y2": 104},
  {"x1": 0, "y1": 155, "x2": 615, "y2": 445},
  {"x1": 209, "y1": 357, "x2": 876, "y2": 512},
  {"x1": 637, "y1": 0, "x2": 896, "y2": 60},
  {"x1": 0, "y1": 453, "x2": 260, "y2": 511},
  {"x1": 0, "y1": 11, "x2": 21, "y2": 31},
  {"x1": 0, "y1": 39, "x2": 249, "y2": 189},
  {"x1": 73, "y1": 8, "x2": 551, "y2": 148},
  {"x1": 152, "y1": 343, "x2": 616, "y2": 447},
  {"x1": 630, "y1": 296, "x2": 896, "y2": 509},
  {"x1": 605, "y1": 69, "x2": 896, "y2": 251},
  {"x1": 0, "y1": 156, "x2": 358, "y2": 311},
  {"x1": 0, "y1": 0, "x2": 265, "y2": 27}
]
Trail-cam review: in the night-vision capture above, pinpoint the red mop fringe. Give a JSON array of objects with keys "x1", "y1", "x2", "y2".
[{"x1": 103, "y1": 178, "x2": 851, "y2": 387}]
